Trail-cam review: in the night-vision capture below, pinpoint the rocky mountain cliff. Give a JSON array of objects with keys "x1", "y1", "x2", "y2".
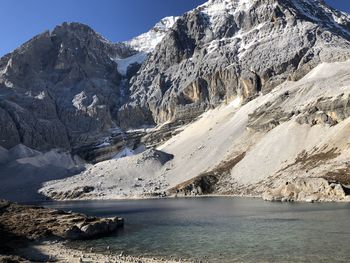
[
  {"x1": 0, "y1": 15, "x2": 178, "y2": 153},
  {"x1": 119, "y1": 0, "x2": 350, "y2": 128},
  {"x1": 0, "y1": 22, "x2": 131, "y2": 151}
]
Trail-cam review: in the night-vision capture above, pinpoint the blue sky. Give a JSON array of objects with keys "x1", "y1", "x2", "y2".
[{"x1": 0, "y1": 0, "x2": 348, "y2": 57}]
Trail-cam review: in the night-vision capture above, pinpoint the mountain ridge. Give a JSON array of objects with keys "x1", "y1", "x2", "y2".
[{"x1": 119, "y1": 0, "x2": 350, "y2": 128}]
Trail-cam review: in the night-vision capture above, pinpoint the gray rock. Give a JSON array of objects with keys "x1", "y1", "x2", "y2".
[{"x1": 0, "y1": 22, "x2": 135, "y2": 151}]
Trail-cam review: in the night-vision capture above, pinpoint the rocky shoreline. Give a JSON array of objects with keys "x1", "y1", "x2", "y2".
[
  {"x1": 12, "y1": 241, "x2": 192, "y2": 263},
  {"x1": 0, "y1": 200, "x2": 193, "y2": 262},
  {"x1": 0, "y1": 200, "x2": 124, "y2": 262}
]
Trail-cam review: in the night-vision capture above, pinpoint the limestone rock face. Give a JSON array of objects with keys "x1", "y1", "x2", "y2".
[
  {"x1": 119, "y1": 0, "x2": 350, "y2": 128},
  {"x1": 0, "y1": 23, "x2": 134, "y2": 151}
]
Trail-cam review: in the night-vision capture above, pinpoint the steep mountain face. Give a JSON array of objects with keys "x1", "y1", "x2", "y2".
[
  {"x1": 0, "y1": 22, "x2": 137, "y2": 151},
  {"x1": 0, "y1": 15, "x2": 182, "y2": 153},
  {"x1": 119, "y1": 0, "x2": 350, "y2": 128}
]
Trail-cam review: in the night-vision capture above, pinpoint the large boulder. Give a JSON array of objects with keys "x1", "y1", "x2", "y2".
[
  {"x1": 0, "y1": 201, "x2": 124, "y2": 241},
  {"x1": 64, "y1": 217, "x2": 124, "y2": 239}
]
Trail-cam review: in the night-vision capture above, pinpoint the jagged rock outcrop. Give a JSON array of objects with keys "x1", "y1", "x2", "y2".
[
  {"x1": 119, "y1": 0, "x2": 350, "y2": 128},
  {"x1": 296, "y1": 93, "x2": 350, "y2": 126},
  {"x1": 262, "y1": 178, "x2": 350, "y2": 202},
  {"x1": 0, "y1": 15, "x2": 181, "y2": 155},
  {"x1": 247, "y1": 91, "x2": 294, "y2": 131}
]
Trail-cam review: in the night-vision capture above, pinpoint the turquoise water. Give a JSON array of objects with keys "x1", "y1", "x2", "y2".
[{"x1": 43, "y1": 197, "x2": 350, "y2": 263}]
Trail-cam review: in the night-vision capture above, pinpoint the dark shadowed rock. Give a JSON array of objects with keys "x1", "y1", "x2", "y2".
[{"x1": 0, "y1": 23, "x2": 135, "y2": 151}]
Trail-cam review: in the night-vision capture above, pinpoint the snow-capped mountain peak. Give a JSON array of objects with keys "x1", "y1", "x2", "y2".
[
  {"x1": 125, "y1": 16, "x2": 179, "y2": 53},
  {"x1": 198, "y1": 0, "x2": 253, "y2": 13}
]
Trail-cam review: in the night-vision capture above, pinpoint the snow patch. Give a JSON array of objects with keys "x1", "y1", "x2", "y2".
[
  {"x1": 35, "y1": 91, "x2": 46, "y2": 100},
  {"x1": 113, "y1": 52, "x2": 148, "y2": 76},
  {"x1": 4, "y1": 80, "x2": 14, "y2": 88}
]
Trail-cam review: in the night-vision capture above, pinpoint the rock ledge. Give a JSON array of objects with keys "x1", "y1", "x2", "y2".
[{"x1": 0, "y1": 200, "x2": 124, "y2": 241}]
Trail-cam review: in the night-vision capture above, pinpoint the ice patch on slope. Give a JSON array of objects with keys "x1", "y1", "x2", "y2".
[{"x1": 113, "y1": 52, "x2": 148, "y2": 75}]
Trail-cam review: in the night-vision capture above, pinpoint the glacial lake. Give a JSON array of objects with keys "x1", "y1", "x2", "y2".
[{"x1": 42, "y1": 197, "x2": 350, "y2": 263}]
